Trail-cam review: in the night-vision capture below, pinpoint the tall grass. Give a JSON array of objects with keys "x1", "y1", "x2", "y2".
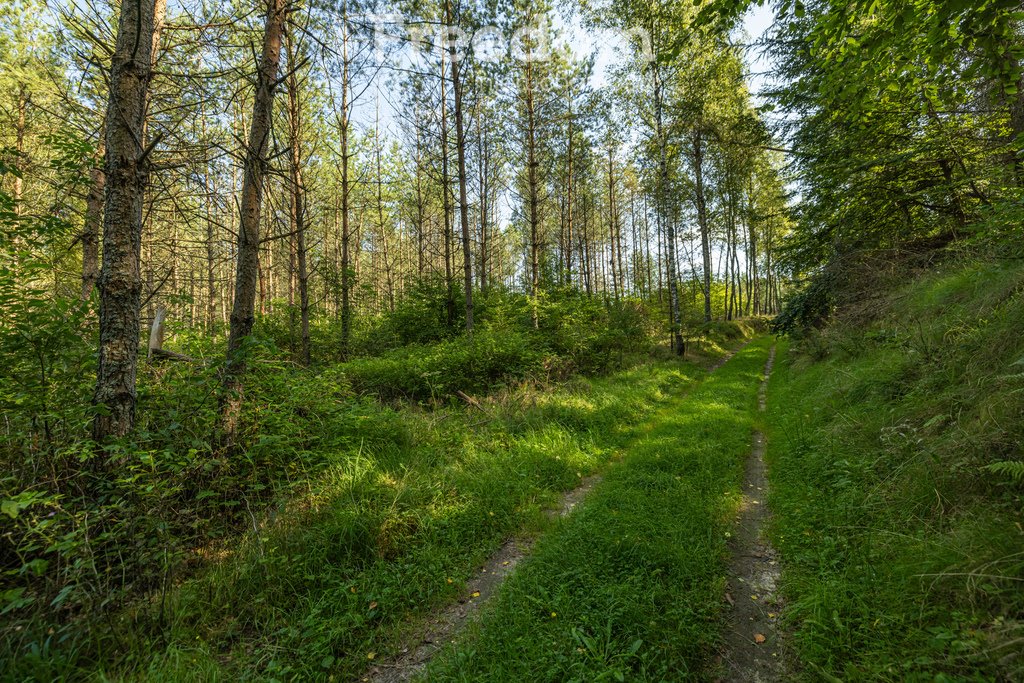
[
  {"x1": 766, "y1": 257, "x2": 1024, "y2": 680},
  {"x1": 0, "y1": 326, "x2": 756, "y2": 682}
]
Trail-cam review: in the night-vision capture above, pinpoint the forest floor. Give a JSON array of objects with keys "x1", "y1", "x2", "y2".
[{"x1": 60, "y1": 328, "x2": 766, "y2": 682}]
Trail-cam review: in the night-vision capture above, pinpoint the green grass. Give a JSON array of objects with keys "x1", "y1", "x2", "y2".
[
  {"x1": 2, "y1": 331, "x2": 760, "y2": 682},
  {"x1": 421, "y1": 339, "x2": 773, "y2": 682},
  {"x1": 765, "y1": 258, "x2": 1024, "y2": 681}
]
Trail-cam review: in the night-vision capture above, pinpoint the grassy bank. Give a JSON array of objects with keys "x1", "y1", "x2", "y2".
[
  {"x1": 1, "y1": 327, "x2": 759, "y2": 681},
  {"x1": 765, "y1": 258, "x2": 1024, "y2": 680},
  {"x1": 422, "y1": 339, "x2": 773, "y2": 682}
]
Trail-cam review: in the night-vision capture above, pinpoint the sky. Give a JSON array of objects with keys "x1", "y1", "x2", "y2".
[
  {"x1": 354, "y1": 2, "x2": 780, "y2": 135},
  {"x1": 741, "y1": 2, "x2": 777, "y2": 106}
]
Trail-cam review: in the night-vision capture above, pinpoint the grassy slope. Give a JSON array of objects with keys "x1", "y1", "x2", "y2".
[
  {"x1": 766, "y1": 258, "x2": 1024, "y2": 681},
  {"x1": 53, "y1": 330, "x2": 759, "y2": 682},
  {"x1": 423, "y1": 339, "x2": 773, "y2": 682}
]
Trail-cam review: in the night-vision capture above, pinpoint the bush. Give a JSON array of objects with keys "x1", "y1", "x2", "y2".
[
  {"x1": 357, "y1": 278, "x2": 459, "y2": 353},
  {"x1": 342, "y1": 327, "x2": 545, "y2": 401}
]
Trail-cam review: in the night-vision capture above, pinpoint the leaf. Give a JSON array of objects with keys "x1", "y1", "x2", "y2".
[
  {"x1": 1, "y1": 500, "x2": 22, "y2": 519},
  {"x1": 1, "y1": 491, "x2": 47, "y2": 519},
  {"x1": 1, "y1": 588, "x2": 35, "y2": 614}
]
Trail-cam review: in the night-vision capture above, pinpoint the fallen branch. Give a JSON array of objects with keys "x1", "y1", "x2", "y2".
[
  {"x1": 455, "y1": 390, "x2": 491, "y2": 416},
  {"x1": 147, "y1": 306, "x2": 199, "y2": 363}
]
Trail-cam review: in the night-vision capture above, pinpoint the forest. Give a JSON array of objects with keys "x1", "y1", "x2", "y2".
[{"x1": 1, "y1": 0, "x2": 1022, "y2": 680}]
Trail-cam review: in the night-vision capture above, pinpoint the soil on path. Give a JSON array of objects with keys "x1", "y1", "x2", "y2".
[{"x1": 720, "y1": 346, "x2": 787, "y2": 682}]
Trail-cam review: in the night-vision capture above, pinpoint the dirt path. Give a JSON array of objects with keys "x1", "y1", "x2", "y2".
[
  {"x1": 365, "y1": 343, "x2": 751, "y2": 683},
  {"x1": 720, "y1": 346, "x2": 786, "y2": 682},
  {"x1": 365, "y1": 474, "x2": 600, "y2": 683}
]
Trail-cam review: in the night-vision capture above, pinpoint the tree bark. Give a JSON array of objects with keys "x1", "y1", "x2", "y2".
[
  {"x1": 653, "y1": 58, "x2": 683, "y2": 354},
  {"x1": 608, "y1": 145, "x2": 619, "y2": 301},
  {"x1": 525, "y1": 57, "x2": 541, "y2": 328},
  {"x1": 286, "y1": 29, "x2": 310, "y2": 365},
  {"x1": 439, "y1": 45, "x2": 456, "y2": 327},
  {"x1": 565, "y1": 104, "x2": 574, "y2": 285},
  {"x1": 692, "y1": 131, "x2": 713, "y2": 323},
  {"x1": 13, "y1": 84, "x2": 27, "y2": 213},
  {"x1": 477, "y1": 108, "x2": 489, "y2": 291},
  {"x1": 92, "y1": 0, "x2": 166, "y2": 440},
  {"x1": 339, "y1": 8, "x2": 352, "y2": 358},
  {"x1": 81, "y1": 133, "x2": 105, "y2": 300}
]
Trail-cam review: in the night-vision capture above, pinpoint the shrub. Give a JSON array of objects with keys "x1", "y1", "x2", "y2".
[{"x1": 342, "y1": 327, "x2": 546, "y2": 401}]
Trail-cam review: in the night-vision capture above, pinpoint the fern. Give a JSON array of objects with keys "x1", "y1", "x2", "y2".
[{"x1": 982, "y1": 460, "x2": 1024, "y2": 483}]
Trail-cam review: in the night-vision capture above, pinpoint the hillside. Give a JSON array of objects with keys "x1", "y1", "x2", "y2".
[{"x1": 767, "y1": 256, "x2": 1024, "y2": 680}]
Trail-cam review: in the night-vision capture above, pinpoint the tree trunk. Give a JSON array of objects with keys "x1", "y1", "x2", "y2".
[
  {"x1": 205, "y1": 135, "x2": 217, "y2": 331},
  {"x1": 654, "y1": 62, "x2": 683, "y2": 354},
  {"x1": 92, "y1": 0, "x2": 166, "y2": 441},
  {"x1": 286, "y1": 29, "x2": 310, "y2": 365},
  {"x1": 374, "y1": 107, "x2": 395, "y2": 313},
  {"x1": 607, "y1": 145, "x2": 619, "y2": 301},
  {"x1": 692, "y1": 131, "x2": 713, "y2": 323},
  {"x1": 582, "y1": 196, "x2": 592, "y2": 295},
  {"x1": 439, "y1": 46, "x2": 456, "y2": 327},
  {"x1": 477, "y1": 111, "x2": 488, "y2": 291},
  {"x1": 415, "y1": 130, "x2": 426, "y2": 277},
  {"x1": 340, "y1": 13, "x2": 352, "y2": 358},
  {"x1": 525, "y1": 58, "x2": 540, "y2": 328},
  {"x1": 13, "y1": 84, "x2": 27, "y2": 213},
  {"x1": 446, "y1": 0, "x2": 474, "y2": 334},
  {"x1": 221, "y1": 0, "x2": 286, "y2": 444},
  {"x1": 81, "y1": 133, "x2": 105, "y2": 300}
]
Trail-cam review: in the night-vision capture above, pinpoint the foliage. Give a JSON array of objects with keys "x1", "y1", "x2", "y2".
[
  {"x1": 338, "y1": 290, "x2": 659, "y2": 402},
  {"x1": 359, "y1": 277, "x2": 459, "y2": 350},
  {"x1": 342, "y1": 327, "x2": 546, "y2": 401}
]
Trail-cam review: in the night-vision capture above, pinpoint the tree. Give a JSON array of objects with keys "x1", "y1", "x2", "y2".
[
  {"x1": 222, "y1": 0, "x2": 287, "y2": 444},
  {"x1": 285, "y1": 25, "x2": 310, "y2": 365},
  {"x1": 91, "y1": 0, "x2": 167, "y2": 440},
  {"x1": 445, "y1": 0, "x2": 475, "y2": 333}
]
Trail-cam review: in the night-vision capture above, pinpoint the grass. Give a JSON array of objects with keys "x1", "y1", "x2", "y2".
[
  {"x1": 421, "y1": 338, "x2": 773, "y2": 682},
  {"x1": 765, "y1": 257, "x2": 1024, "y2": 681},
  {"x1": 1, "y1": 330, "x2": 763, "y2": 682}
]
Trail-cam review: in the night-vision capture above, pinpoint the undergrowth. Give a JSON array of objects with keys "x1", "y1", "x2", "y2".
[{"x1": 1, "y1": 322, "x2": 758, "y2": 680}]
